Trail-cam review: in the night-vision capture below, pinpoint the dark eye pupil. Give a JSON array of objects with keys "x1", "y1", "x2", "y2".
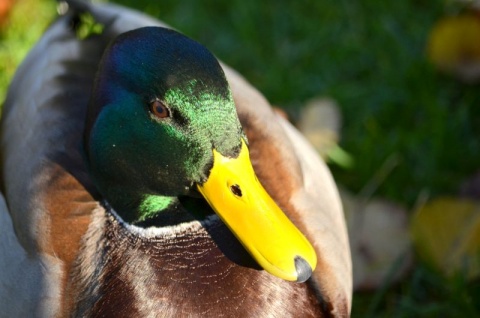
[{"x1": 156, "y1": 105, "x2": 164, "y2": 113}]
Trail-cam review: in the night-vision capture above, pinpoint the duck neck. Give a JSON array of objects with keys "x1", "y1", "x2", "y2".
[
  {"x1": 138, "y1": 194, "x2": 177, "y2": 221},
  {"x1": 102, "y1": 184, "x2": 177, "y2": 224}
]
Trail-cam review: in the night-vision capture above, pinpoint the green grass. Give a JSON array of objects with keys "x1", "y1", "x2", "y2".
[
  {"x1": 1, "y1": 0, "x2": 479, "y2": 316},
  {"x1": 0, "y1": 0, "x2": 55, "y2": 103},
  {"x1": 353, "y1": 264, "x2": 480, "y2": 317}
]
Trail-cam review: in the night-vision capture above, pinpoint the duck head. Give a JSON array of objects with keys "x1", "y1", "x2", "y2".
[{"x1": 84, "y1": 27, "x2": 316, "y2": 282}]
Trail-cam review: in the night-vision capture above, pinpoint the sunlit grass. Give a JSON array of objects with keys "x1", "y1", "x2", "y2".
[{"x1": 0, "y1": 0, "x2": 55, "y2": 103}]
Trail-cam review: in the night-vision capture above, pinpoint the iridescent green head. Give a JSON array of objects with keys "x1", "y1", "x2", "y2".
[
  {"x1": 84, "y1": 27, "x2": 243, "y2": 223},
  {"x1": 84, "y1": 27, "x2": 318, "y2": 282}
]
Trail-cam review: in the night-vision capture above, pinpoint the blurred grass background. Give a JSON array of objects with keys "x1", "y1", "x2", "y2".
[{"x1": 1, "y1": 0, "x2": 479, "y2": 316}]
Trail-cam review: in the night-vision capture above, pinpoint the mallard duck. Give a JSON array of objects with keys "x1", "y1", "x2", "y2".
[{"x1": 0, "y1": 1, "x2": 352, "y2": 316}]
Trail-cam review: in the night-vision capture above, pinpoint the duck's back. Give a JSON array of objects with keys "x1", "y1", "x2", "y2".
[{"x1": 0, "y1": 2, "x2": 351, "y2": 317}]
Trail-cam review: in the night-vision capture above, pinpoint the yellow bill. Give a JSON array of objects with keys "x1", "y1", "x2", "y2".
[{"x1": 197, "y1": 139, "x2": 317, "y2": 282}]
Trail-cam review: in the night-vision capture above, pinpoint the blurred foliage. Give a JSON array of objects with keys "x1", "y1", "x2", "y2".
[
  {"x1": 0, "y1": 0, "x2": 55, "y2": 103},
  {"x1": 353, "y1": 264, "x2": 480, "y2": 317},
  {"x1": 1, "y1": 0, "x2": 479, "y2": 316},
  {"x1": 75, "y1": 12, "x2": 105, "y2": 39}
]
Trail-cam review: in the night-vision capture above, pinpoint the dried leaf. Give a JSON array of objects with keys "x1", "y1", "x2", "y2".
[
  {"x1": 298, "y1": 97, "x2": 354, "y2": 168},
  {"x1": 427, "y1": 13, "x2": 480, "y2": 82},
  {"x1": 298, "y1": 97, "x2": 341, "y2": 158},
  {"x1": 341, "y1": 189, "x2": 412, "y2": 290},
  {"x1": 411, "y1": 197, "x2": 480, "y2": 279}
]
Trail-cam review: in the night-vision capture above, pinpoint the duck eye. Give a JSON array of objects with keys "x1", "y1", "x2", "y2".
[{"x1": 149, "y1": 100, "x2": 170, "y2": 119}]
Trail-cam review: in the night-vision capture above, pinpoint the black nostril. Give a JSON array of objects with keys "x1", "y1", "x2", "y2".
[
  {"x1": 230, "y1": 184, "x2": 242, "y2": 197},
  {"x1": 294, "y1": 256, "x2": 312, "y2": 283}
]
